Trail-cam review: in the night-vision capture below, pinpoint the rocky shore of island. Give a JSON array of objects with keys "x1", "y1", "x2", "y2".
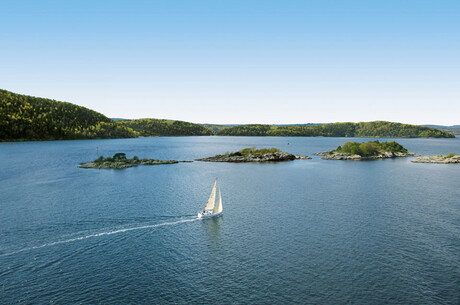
[
  {"x1": 314, "y1": 151, "x2": 417, "y2": 160},
  {"x1": 196, "y1": 147, "x2": 311, "y2": 162},
  {"x1": 294, "y1": 155, "x2": 312, "y2": 160},
  {"x1": 79, "y1": 149, "x2": 311, "y2": 168},
  {"x1": 411, "y1": 154, "x2": 460, "y2": 164},
  {"x1": 79, "y1": 153, "x2": 181, "y2": 169}
]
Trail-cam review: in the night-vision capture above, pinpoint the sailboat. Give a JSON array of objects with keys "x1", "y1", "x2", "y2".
[{"x1": 197, "y1": 179, "x2": 223, "y2": 219}]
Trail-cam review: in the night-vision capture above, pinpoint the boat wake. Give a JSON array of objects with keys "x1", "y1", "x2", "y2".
[{"x1": 1, "y1": 217, "x2": 198, "y2": 257}]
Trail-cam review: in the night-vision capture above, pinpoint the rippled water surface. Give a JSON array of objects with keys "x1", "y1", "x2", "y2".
[{"x1": 1, "y1": 137, "x2": 459, "y2": 304}]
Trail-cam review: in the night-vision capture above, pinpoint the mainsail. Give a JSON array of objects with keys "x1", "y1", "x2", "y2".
[
  {"x1": 213, "y1": 188, "x2": 223, "y2": 213},
  {"x1": 204, "y1": 179, "x2": 217, "y2": 210}
]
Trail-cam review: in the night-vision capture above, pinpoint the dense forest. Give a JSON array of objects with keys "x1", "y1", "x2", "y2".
[
  {"x1": 117, "y1": 118, "x2": 213, "y2": 136},
  {"x1": 199, "y1": 124, "x2": 232, "y2": 133},
  {"x1": 216, "y1": 121, "x2": 454, "y2": 138},
  {"x1": 0, "y1": 89, "x2": 455, "y2": 141},
  {"x1": 0, "y1": 89, "x2": 136, "y2": 141}
]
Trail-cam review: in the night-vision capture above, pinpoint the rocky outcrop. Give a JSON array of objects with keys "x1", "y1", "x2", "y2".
[
  {"x1": 197, "y1": 151, "x2": 301, "y2": 162},
  {"x1": 79, "y1": 159, "x2": 179, "y2": 169},
  {"x1": 295, "y1": 155, "x2": 312, "y2": 160},
  {"x1": 314, "y1": 151, "x2": 418, "y2": 160},
  {"x1": 411, "y1": 154, "x2": 460, "y2": 164}
]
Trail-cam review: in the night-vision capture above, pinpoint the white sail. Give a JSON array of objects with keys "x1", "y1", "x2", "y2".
[
  {"x1": 213, "y1": 187, "x2": 223, "y2": 213},
  {"x1": 204, "y1": 179, "x2": 217, "y2": 210}
]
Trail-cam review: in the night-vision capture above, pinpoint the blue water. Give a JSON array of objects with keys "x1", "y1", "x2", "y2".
[{"x1": 1, "y1": 137, "x2": 459, "y2": 304}]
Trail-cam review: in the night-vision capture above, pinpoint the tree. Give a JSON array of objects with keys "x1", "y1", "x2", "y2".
[{"x1": 113, "y1": 153, "x2": 127, "y2": 160}]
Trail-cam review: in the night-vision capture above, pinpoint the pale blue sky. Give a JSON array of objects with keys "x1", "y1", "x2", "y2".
[{"x1": 1, "y1": 0, "x2": 459, "y2": 124}]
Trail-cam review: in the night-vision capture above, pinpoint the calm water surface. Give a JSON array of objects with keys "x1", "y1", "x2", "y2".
[{"x1": 1, "y1": 137, "x2": 459, "y2": 304}]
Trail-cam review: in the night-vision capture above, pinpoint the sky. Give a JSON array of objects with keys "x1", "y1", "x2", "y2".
[{"x1": 1, "y1": 0, "x2": 459, "y2": 125}]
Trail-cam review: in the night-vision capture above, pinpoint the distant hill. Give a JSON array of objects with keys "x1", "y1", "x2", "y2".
[
  {"x1": 200, "y1": 124, "x2": 237, "y2": 133},
  {"x1": 422, "y1": 125, "x2": 460, "y2": 135},
  {"x1": 200, "y1": 123, "x2": 324, "y2": 133},
  {"x1": 117, "y1": 118, "x2": 213, "y2": 136},
  {"x1": 217, "y1": 121, "x2": 455, "y2": 138},
  {"x1": 423, "y1": 124, "x2": 460, "y2": 129},
  {"x1": 0, "y1": 89, "x2": 137, "y2": 141}
]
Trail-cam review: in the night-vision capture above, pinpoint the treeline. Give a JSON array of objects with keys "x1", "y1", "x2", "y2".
[
  {"x1": 216, "y1": 121, "x2": 454, "y2": 138},
  {"x1": 117, "y1": 118, "x2": 213, "y2": 136},
  {"x1": 215, "y1": 124, "x2": 272, "y2": 136},
  {"x1": 0, "y1": 89, "x2": 455, "y2": 141},
  {"x1": 0, "y1": 89, "x2": 136, "y2": 141}
]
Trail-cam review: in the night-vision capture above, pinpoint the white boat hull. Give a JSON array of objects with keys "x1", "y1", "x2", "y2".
[{"x1": 197, "y1": 211, "x2": 223, "y2": 219}]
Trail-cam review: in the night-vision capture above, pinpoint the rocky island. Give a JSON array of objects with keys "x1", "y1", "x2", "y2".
[
  {"x1": 196, "y1": 147, "x2": 311, "y2": 162},
  {"x1": 314, "y1": 140, "x2": 417, "y2": 160},
  {"x1": 411, "y1": 153, "x2": 460, "y2": 164},
  {"x1": 79, "y1": 153, "x2": 180, "y2": 169}
]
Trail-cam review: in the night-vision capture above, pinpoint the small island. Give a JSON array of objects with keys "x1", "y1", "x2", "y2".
[
  {"x1": 79, "y1": 153, "x2": 180, "y2": 169},
  {"x1": 196, "y1": 147, "x2": 311, "y2": 162},
  {"x1": 411, "y1": 153, "x2": 460, "y2": 164},
  {"x1": 314, "y1": 140, "x2": 417, "y2": 160}
]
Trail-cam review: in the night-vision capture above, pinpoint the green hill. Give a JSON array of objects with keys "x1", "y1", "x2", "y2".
[
  {"x1": 0, "y1": 89, "x2": 137, "y2": 141},
  {"x1": 217, "y1": 121, "x2": 454, "y2": 138},
  {"x1": 1, "y1": 89, "x2": 455, "y2": 140},
  {"x1": 200, "y1": 123, "x2": 234, "y2": 133},
  {"x1": 117, "y1": 118, "x2": 213, "y2": 136}
]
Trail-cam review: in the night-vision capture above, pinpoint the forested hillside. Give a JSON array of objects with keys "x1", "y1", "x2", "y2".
[
  {"x1": 117, "y1": 118, "x2": 213, "y2": 136},
  {"x1": 0, "y1": 89, "x2": 136, "y2": 141},
  {"x1": 217, "y1": 121, "x2": 454, "y2": 138},
  {"x1": 200, "y1": 124, "x2": 233, "y2": 133},
  {"x1": 0, "y1": 89, "x2": 455, "y2": 141}
]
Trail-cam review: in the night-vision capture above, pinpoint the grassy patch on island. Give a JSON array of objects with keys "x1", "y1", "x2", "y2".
[{"x1": 227, "y1": 147, "x2": 281, "y2": 157}]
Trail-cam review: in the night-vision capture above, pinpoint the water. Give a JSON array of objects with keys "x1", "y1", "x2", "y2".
[{"x1": 1, "y1": 137, "x2": 459, "y2": 304}]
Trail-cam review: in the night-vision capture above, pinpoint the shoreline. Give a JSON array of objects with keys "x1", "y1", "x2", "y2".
[{"x1": 1, "y1": 134, "x2": 457, "y2": 143}]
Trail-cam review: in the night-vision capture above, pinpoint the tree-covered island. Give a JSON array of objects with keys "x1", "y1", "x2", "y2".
[
  {"x1": 314, "y1": 140, "x2": 417, "y2": 160},
  {"x1": 196, "y1": 147, "x2": 311, "y2": 162},
  {"x1": 79, "y1": 153, "x2": 181, "y2": 169}
]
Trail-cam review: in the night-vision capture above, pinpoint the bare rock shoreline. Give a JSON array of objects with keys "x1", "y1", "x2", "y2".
[
  {"x1": 196, "y1": 152, "x2": 311, "y2": 162},
  {"x1": 79, "y1": 159, "x2": 180, "y2": 169},
  {"x1": 411, "y1": 154, "x2": 460, "y2": 164},
  {"x1": 313, "y1": 151, "x2": 418, "y2": 160}
]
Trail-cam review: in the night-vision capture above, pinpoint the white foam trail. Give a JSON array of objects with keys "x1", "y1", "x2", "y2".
[{"x1": 1, "y1": 218, "x2": 198, "y2": 257}]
